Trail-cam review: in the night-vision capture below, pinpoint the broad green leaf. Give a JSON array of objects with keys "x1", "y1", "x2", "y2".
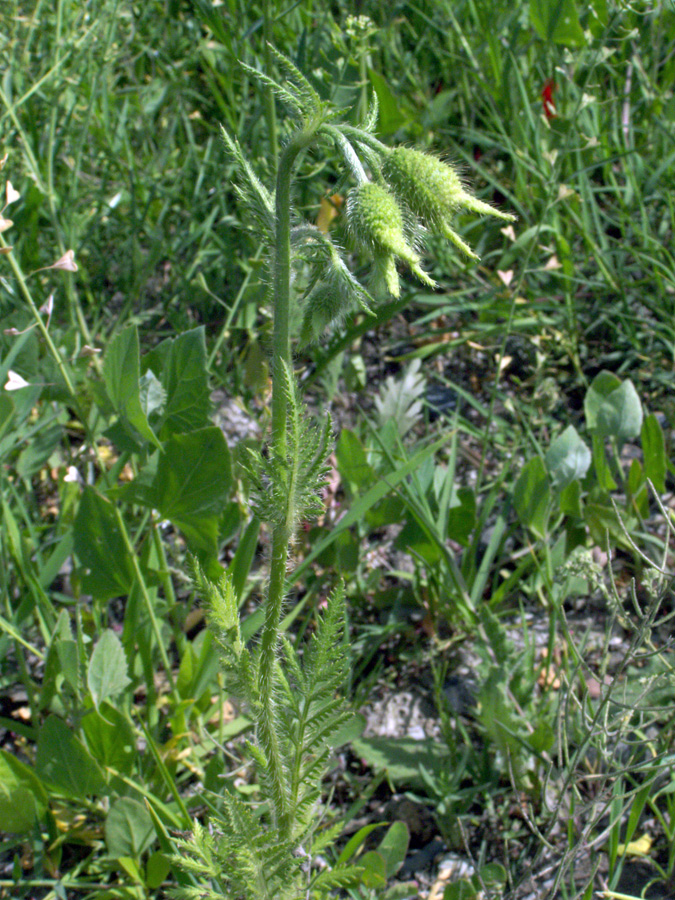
[
  {"x1": 627, "y1": 458, "x2": 648, "y2": 518},
  {"x1": 527, "y1": 721, "x2": 555, "y2": 754},
  {"x1": 338, "y1": 823, "x2": 387, "y2": 865},
  {"x1": 446, "y1": 487, "x2": 477, "y2": 546},
  {"x1": 591, "y1": 433, "x2": 617, "y2": 491},
  {"x1": 36, "y1": 716, "x2": 106, "y2": 799},
  {"x1": 394, "y1": 518, "x2": 442, "y2": 566},
  {"x1": 117, "y1": 856, "x2": 144, "y2": 883},
  {"x1": 336, "y1": 429, "x2": 374, "y2": 492},
  {"x1": 149, "y1": 427, "x2": 232, "y2": 522},
  {"x1": 368, "y1": 69, "x2": 407, "y2": 134},
  {"x1": 377, "y1": 821, "x2": 410, "y2": 878},
  {"x1": 334, "y1": 528, "x2": 360, "y2": 573},
  {"x1": 545, "y1": 425, "x2": 591, "y2": 488},
  {"x1": 588, "y1": 0, "x2": 608, "y2": 36},
  {"x1": 514, "y1": 457, "x2": 551, "y2": 538},
  {"x1": 82, "y1": 704, "x2": 136, "y2": 774},
  {"x1": 73, "y1": 487, "x2": 136, "y2": 601},
  {"x1": 475, "y1": 862, "x2": 507, "y2": 889},
  {"x1": 559, "y1": 479, "x2": 583, "y2": 517},
  {"x1": 16, "y1": 423, "x2": 62, "y2": 478},
  {"x1": 174, "y1": 515, "x2": 220, "y2": 558},
  {"x1": 0, "y1": 750, "x2": 48, "y2": 832},
  {"x1": 146, "y1": 851, "x2": 171, "y2": 889},
  {"x1": 641, "y1": 414, "x2": 666, "y2": 493},
  {"x1": 359, "y1": 851, "x2": 387, "y2": 889},
  {"x1": 584, "y1": 370, "x2": 621, "y2": 427},
  {"x1": 598, "y1": 381, "x2": 643, "y2": 443},
  {"x1": 39, "y1": 610, "x2": 79, "y2": 709},
  {"x1": 352, "y1": 736, "x2": 449, "y2": 789},
  {"x1": 144, "y1": 327, "x2": 211, "y2": 438},
  {"x1": 87, "y1": 629, "x2": 131, "y2": 709},
  {"x1": 102, "y1": 325, "x2": 160, "y2": 448},
  {"x1": 105, "y1": 797, "x2": 155, "y2": 859},
  {"x1": 444, "y1": 880, "x2": 477, "y2": 900},
  {"x1": 584, "y1": 498, "x2": 629, "y2": 547},
  {"x1": 530, "y1": 0, "x2": 585, "y2": 46},
  {"x1": 364, "y1": 496, "x2": 406, "y2": 529},
  {"x1": 585, "y1": 373, "x2": 643, "y2": 443}
]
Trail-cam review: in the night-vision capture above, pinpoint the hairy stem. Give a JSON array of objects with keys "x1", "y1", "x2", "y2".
[
  {"x1": 259, "y1": 126, "x2": 318, "y2": 832},
  {"x1": 262, "y1": 5, "x2": 278, "y2": 166}
]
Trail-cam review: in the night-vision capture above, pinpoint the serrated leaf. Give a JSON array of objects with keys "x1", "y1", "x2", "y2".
[
  {"x1": 0, "y1": 750, "x2": 48, "y2": 833},
  {"x1": 87, "y1": 629, "x2": 131, "y2": 709},
  {"x1": 144, "y1": 328, "x2": 212, "y2": 438},
  {"x1": 36, "y1": 716, "x2": 106, "y2": 799},
  {"x1": 73, "y1": 486, "x2": 136, "y2": 601},
  {"x1": 105, "y1": 797, "x2": 155, "y2": 859},
  {"x1": 150, "y1": 427, "x2": 232, "y2": 521},
  {"x1": 103, "y1": 325, "x2": 160, "y2": 448}
]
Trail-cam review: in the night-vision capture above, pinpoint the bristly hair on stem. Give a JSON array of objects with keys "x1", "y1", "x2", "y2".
[{"x1": 245, "y1": 359, "x2": 332, "y2": 538}]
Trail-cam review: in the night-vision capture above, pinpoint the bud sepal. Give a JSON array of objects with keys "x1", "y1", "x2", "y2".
[
  {"x1": 382, "y1": 146, "x2": 515, "y2": 260},
  {"x1": 346, "y1": 180, "x2": 435, "y2": 296}
]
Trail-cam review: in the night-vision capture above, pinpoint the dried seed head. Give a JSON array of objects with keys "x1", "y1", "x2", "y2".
[
  {"x1": 382, "y1": 147, "x2": 515, "y2": 260},
  {"x1": 346, "y1": 181, "x2": 435, "y2": 295}
]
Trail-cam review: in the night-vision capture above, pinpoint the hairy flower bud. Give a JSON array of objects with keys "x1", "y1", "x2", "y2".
[
  {"x1": 382, "y1": 147, "x2": 515, "y2": 260},
  {"x1": 300, "y1": 246, "x2": 372, "y2": 346},
  {"x1": 347, "y1": 181, "x2": 435, "y2": 296}
]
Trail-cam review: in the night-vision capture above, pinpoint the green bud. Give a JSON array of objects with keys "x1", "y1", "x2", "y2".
[
  {"x1": 347, "y1": 181, "x2": 435, "y2": 295},
  {"x1": 299, "y1": 244, "x2": 373, "y2": 345},
  {"x1": 382, "y1": 147, "x2": 515, "y2": 260}
]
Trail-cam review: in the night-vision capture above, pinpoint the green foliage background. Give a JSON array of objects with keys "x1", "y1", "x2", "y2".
[{"x1": 1, "y1": 1, "x2": 674, "y2": 898}]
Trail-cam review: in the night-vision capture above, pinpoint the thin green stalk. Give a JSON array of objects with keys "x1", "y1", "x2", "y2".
[
  {"x1": 0, "y1": 235, "x2": 76, "y2": 396},
  {"x1": 257, "y1": 125, "x2": 319, "y2": 831},
  {"x1": 263, "y1": 2, "x2": 278, "y2": 166},
  {"x1": 151, "y1": 520, "x2": 184, "y2": 656},
  {"x1": 113, "y1": 506, "x2": 177, "y2": 697},
  {"x1": 270, "y1": 129, "x2": 315, "y2": 448},
  {"x1": 323, "y1": 126, "x2": 369, "y2": 185}
]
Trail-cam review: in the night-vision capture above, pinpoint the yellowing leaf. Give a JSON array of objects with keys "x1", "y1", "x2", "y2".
[
  {"x1": 617, "y1": 833, "x2": 652, "y2": 857},
  {"x1": 316, "y1": 194, "x2": 343, "y2": 233}
]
